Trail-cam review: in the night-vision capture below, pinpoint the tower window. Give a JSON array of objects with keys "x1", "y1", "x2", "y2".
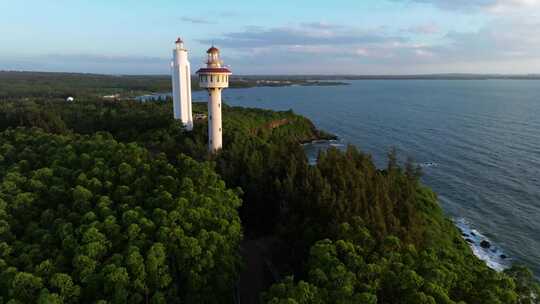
[
  {"x1": 211, "y1": 75, "x2": 213, "y2": 82},
  {"x1": 219, "y1": 127, "x2": 222, "y2": 132}
]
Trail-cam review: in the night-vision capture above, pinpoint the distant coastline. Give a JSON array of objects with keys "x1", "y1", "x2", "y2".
[
  {"x1": 239, "y1": 74, "x2": 540, "y2": 81},
  {"x1": 2, "y1": 69, "x2": 539, "y2": 104},
  {"x1": 3, "y1": 70, "x2": 540, "y2": 80}
]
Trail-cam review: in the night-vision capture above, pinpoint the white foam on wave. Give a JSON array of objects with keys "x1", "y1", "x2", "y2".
[
  {"x1": 418, "y1": 161, "x2": 439, "y2": 168},
  {"x1": 454, "y1": 218, "x2": 511, "y2": 272},
  {"x1": 303, "y1": 139, "x2": 346, "y2": 165}
]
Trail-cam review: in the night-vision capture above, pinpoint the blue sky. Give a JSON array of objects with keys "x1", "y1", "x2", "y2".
[{"x1": 1, "y1": 0, "x2": 539, "y2": 74}]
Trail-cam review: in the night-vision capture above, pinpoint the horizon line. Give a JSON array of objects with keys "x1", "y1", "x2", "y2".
[{"x1": 2, "y1": 69, "x2": 540, "y2": 78}]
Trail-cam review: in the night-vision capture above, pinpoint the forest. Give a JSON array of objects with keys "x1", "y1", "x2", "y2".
[
  {"x1": 0, "y1": 71, "x2": 344, "y2": 101},
  {"x1": 0, "y1": 72, "x2": 539, "y2": 303},
  {"x1": 0, "y1": 71, "x2": 275, "y2": 100}
]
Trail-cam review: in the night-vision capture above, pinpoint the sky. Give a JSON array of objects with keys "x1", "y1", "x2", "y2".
[{"x1": 1, "y1": 0, "x2": 539, "y2": 75}]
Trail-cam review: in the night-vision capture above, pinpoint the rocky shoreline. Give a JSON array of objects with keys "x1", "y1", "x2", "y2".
[{"x1": 455, "y1": 218, "x2": 510, "y2": 271}]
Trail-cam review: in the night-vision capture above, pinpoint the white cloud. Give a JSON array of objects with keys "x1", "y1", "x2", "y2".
[
  {"x1": 408, "y1": 23, "x2": 441, "y2": 34},
  {"x1": 180, "y1": 16, "x2": 215, "y2": 24},
  {"x1": 409, "y1": 15, "x2": 540, "y2": 73},
  {"x1": 415, "y1": 49, "x2": 435, "y2": 57},
  {"x1": 487, "y1": 0, "x2": 540, "y2": 13},
  {"x1": 199, "y1": 23, "x2": 404, "y2": 48},
  {"x1": 210, "y1": 16, "x2": 540, "y2": 74},
  {"x1": 393, "y1": 0, "x2": 540, "y2": 12},
  {"x1": 0, "y1": 54, "x2": 168, "y2": 74}
]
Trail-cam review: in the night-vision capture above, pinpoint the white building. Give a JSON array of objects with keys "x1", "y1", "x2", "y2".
[
  {"x1": 171, "y1": 38, "x2": 193, "y2": 130},
  {"x1": 196, "y1": 46, "x2": 232, "y2": 152}
]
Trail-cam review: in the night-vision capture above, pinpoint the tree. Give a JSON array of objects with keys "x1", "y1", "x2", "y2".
[
  {"x1": 11, "y1": 272, "x2": 43, "y2": 302},
  {"x1": 0, "y1": 128, "x2": 242, "y2": 303},
  {"x1": 50, "y1": 273, "x2": 81, "y2": 303}
]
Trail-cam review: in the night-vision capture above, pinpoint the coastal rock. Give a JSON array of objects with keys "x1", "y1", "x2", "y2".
[
  {"x1": 480, "y1": 240, "x2": 491, "y2": 249},
  {"x1": 466, "y1": 238, "x2": 474, "y2": 244},
  {"x1": 500, "y1": 254, "x2": 507, "y2": 259}
]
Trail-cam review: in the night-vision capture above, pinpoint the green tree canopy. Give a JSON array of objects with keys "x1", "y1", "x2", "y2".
[{"x1": 0, "y1": 128, "x2": 242, "y2": 303}]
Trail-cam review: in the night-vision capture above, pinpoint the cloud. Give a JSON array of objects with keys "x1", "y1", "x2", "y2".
[
  {"x1": 399, "y1": 0, "x2": 496, "y2": 10},
  {"x1": 487, "y1": 0, "x2": 540, "y2": 13},
  {"x1": 197, "y1": 22, "x2": 449, "y2": 74},
  {"x1": 180, "y1": 11, "x2": 239, "y2": 24},
  {"x1": 215, "y1": 11, "x2": 240, "y2": 18},
  {"x1": 439, "y1": 17, "x2": 540, "y2": 60},
  {"x1": 180, "y1": 16, "x2": 215, "y2": 24},
  {"x1": 408, "y1": 23, "x2": 441, "y2": 34},
  {"x1": 408, "y1": 0, "x2": 540, "y2": 65},
  {"x1": 414, "y1": 49, "x2": 436, "y2": 57},
  {"x1": 393, "y1": 0, "x2": 540, "y2": 11},
  {"x1": 0, "y1": 54, "x2": 169, "y2": 74},
  {"x1": 43, "y1": 54, "x2": 166, "y2": 64},
  {"x1": 199, "y1": 23, "x2": 404, "y2": 49},
  {"x1": 200, "y1": 15, "x2": 540, "y2": 74},
  {"x1": 5, "y1": 7, "x2": 539, "y2": 75},
  {"x1": 299, "y1": 22, "x2": 345, "y2": 30}
]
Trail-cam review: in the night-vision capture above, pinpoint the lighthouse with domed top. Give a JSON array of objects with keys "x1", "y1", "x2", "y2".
[{"x1": 196, "y1": 46, "x2": 232, "y2": 152}]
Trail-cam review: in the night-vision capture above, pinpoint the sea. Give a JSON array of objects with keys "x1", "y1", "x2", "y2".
[{"x1": 154, "y1": 79, "x2": 540, "y2": 276}]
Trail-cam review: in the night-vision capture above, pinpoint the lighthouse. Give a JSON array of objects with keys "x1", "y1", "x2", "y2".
[
  {"x1": 171, "y1": 38, "x2": 193, "y2": 130},
  {"x1": 196, "y1": 46, "x2": 232, "y2": 152}
]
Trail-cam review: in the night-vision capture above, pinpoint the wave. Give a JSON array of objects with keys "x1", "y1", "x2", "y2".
[
  {"x1": 418, "y1": 161, "x2": 439, "y2": 168},
  {"x1": 303, "y1": 139, "x2": 346, "y2": 165},
  {"x1": 454, "y1": 218, "x2": 510, "y2": 272}
]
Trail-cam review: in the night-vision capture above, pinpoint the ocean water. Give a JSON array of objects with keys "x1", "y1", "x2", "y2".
[{"x1": 191, "y1": 80, "x2": 540, "y2": 276}]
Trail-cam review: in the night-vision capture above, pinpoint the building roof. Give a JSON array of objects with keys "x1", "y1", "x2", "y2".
[
  {"x1": 175, "y1": 37, "x2": 183, "y2": 44},
  {"x1": 196, "y1": 67, "x2": 232, "y2": 74},
  {"x1": 207, "y1": 46, "x2": 220, "y2": 54}
]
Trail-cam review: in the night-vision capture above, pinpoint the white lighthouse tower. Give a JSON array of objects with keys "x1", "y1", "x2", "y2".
[
  {"x1": 171, "y1": 38, "x2": 193, "y2": 130},
  {"x1": 197, "y1": 46, "x2": 232, "y2": 152}
]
